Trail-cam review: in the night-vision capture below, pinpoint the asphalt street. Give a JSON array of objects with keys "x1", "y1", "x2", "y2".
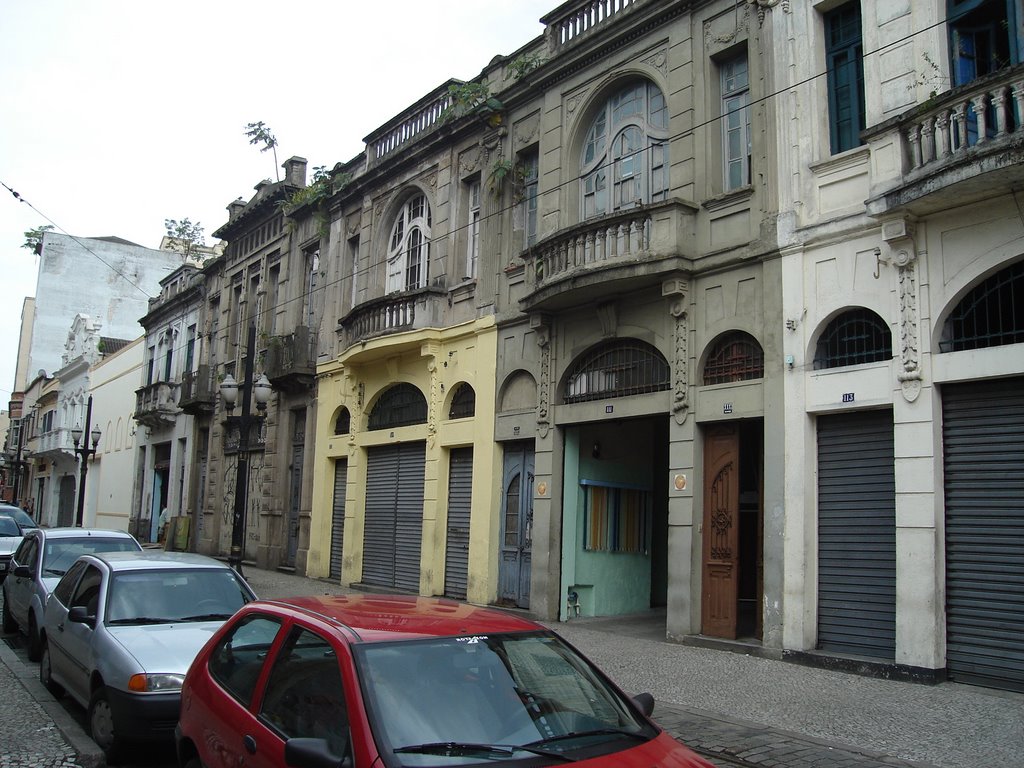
[{"x1": 2, "y1": 564, "x2": 1021, "y2": 768}]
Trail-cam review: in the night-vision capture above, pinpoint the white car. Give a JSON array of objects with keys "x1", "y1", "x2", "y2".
[
  {"x1": 39, "y1": 550, "x2": 255, "y2": 760},
  {"x1": 2, "y1": 527, "x2": 141, "y2": 660},
  {"x1": 0, "y1": 505, "x2": 38, "y2": 583}
]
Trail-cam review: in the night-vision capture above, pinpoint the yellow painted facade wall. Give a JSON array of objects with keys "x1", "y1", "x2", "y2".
[{"x1": 308, "y1": 317, "x2": 502, "y2": 605}]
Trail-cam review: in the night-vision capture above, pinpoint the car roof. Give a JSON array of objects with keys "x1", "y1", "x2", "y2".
[
  {"x1": 0, "y1": 506, "x2": 37, "y2": 527},
  {"x1": 249, "y1": 594, "x2": 543, "y2": 643},
  {"x1": 83, "y1": 550, "x2": 235, "y2": 572},
  {"x1": 30, "y1": 527, "x2": 138, "y2": 542}
]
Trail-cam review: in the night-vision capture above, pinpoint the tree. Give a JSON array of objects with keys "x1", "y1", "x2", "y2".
[
  {"x1": 22, "y1": 224, "x2": 54, "y2": 254},
  {"x1": 164, "y1": 218, "x2": 206, "y2": 262},
  {"x1": 245, "y1": 121, "x2": 280, "y2": 181}
]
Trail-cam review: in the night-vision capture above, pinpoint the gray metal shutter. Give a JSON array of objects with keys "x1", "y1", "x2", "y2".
[
  {"x1": 817, "y1": 410, "x2": 896, "y2": 659},
  {"x1": 444, "y1": 448, "x2": 473, "y2": 599},
  {"x1": 330, "y1": 461, "x2": 347, "y2": 581},
  {"x1": 943, "y1": 377, "x2": 1024, "y2": 693},
  {"x1": 363, "y1": 446, "x2": 399, "y2": 587},
  {"x1": 394, "y1": 442, "x2": 426, "y2": 593}
]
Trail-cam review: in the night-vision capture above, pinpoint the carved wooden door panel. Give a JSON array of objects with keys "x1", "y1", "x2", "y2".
[{"x1": 702, "y1": 425, "x2": 740, "y2": 638}]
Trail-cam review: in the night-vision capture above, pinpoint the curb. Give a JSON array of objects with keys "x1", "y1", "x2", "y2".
[{"x1": 0, "y1": 635, "x2": 105, "y2": 768}]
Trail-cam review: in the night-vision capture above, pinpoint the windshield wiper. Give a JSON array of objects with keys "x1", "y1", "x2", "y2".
[
  {"x1": 525, "y1": 728, "x2": 648, "y2": 748},
  {"x1": 179, "y1": 613, "x2": 232, "y2": 621},
  {"x1": 43, "y1": 568, "x2": 67, "y2": 577},
  {"x1": 107, "y1": 617, "x2": 178, "y2": 625},
  {"x1": 395, "y1": 742, "x2": 576, "y2": 762}
]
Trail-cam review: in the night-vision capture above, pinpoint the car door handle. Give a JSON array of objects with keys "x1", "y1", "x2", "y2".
[{"x1": 243, "y1": 734, "x2": 257, "y2": 755}]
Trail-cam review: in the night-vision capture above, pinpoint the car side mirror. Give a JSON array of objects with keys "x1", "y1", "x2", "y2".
[
  {"x1": 633, "y1": 691, "x2": 655, "y2": 717},
  {"x1": 284, "y1": 737, "x2": 351, "y2": 768},
  {"x1": 14, "y1": 564, "x2": 31, "y2": 579},
  {"x1": 68, "y1": 606, "x2": 96, "y2": 627}
]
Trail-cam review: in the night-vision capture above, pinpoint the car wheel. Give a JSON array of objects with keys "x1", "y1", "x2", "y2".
[
  {"x1": 89, "y1": 686, "x2": 123, "y2": 762},
  {"x1": 1, "y1": 593, "x2": 15, "y2": 633},
  {"x1": 39, "y1": 640, "x2": 64, "y2": 698},
  {"x1": 26, "y1": 614, "x2": 41, "y2": 661}
]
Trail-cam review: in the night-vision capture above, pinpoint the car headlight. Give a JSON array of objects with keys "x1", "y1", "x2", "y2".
[{"x1": 127, "y1": 673, "x2": 185, "y2": 693}]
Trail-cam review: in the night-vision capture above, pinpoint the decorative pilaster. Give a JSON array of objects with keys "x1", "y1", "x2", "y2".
[
  {"x1": 663, "y1": 278, "x2": 690, "y2": 424},
  {"x1": 531, "y1": 315, "x2": 552, "y2": 439},
  {"x1": 881, "y1": 219, "x2": 922, "y2": 402},
  {"x1": 423, "y1": 342, "x2": 442, "y2": 447}
]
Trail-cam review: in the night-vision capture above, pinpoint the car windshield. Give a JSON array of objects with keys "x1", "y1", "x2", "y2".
[
  {"x1": 356, "y1": 632, "x2": 654, "y2": 765},
  {"x1": 106, "y1": 568, "x2": 251, "y2": 625},
  {"x1": 0, "y1": 517, "x2": 20, "y2": 537},
  {"x1": 0, "y1": 508, "x2": 35, "y2": 529},
  {"x1": 42, "y1": 538, "x2": 141, "y2": 577}
]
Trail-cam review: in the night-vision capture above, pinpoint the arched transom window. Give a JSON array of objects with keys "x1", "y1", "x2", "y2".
[
  {"x1": 564, "y1": 339, "x2": 670, "y2": 403},
  {"x1": 387, "y1": 194, "x2": 431, "y2": 293},
  {"x1": 940, "y1": 260, "x2": 1023, "y2": 352},
  {"x1": 367, "y1": 383, "x2": 427, "y2": 430},
  {"x1": 814, "y1": 309, "x2": 892, "y2": 369},
  {"x1": 580, "y1": 80, "x2": 669, "y2": 219},
  {"x1": 448, "y1": 383, "x2": 476, "y2": 419},
  {"x1": 703, "y1": 331, "x2": 764, "y2": 385}
]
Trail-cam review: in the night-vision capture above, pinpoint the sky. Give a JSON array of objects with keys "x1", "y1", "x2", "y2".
[{"x1": 0, "y1": 0, "x2": 555, "y2": 407}]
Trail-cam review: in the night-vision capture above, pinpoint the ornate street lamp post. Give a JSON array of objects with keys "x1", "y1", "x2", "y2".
[
  {"x1": 71, "y1": 395, "x2": 102, "y2": 528},
  {"x1": 219, "y1": 324, "x2": 272, "y2": 575}
]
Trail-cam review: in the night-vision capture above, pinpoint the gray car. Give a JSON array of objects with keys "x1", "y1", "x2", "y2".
[
  {"x1": 39, "y1": 551, "x2": 256, "y2": 760},
  {"x1": 2, "y1": 527, "x2": 142, "y2": 660},
  {"x1": 0, "y1": 505, "x2": 38, "y2": 582}
]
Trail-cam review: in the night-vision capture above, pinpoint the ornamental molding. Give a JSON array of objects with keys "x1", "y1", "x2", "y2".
[
  {"x1": 881, "y1": 218, "x2": 922, "y2": 402},
  {"x1": 514, "y1": 112, "x2": 541, "y2": 148},
  {"x1": 531, "y1": 315, "x2": 552, "y2": 439},
  {"x1": 746, "y1": 0, "x2": 789, "y2": 25},
  {"x1": 641, "y1": 49, "x2": 668, "y2": 76},
  {"x1": 663, "y1": 279, "x2": 689, "y2": 424}
]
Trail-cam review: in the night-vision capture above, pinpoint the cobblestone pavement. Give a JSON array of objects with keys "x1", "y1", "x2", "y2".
[{"x1": 3, "y1": 566, "x2": 1022, "y2": 768}]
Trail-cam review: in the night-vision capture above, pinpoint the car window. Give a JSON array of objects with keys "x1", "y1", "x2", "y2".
[
  {"x1": 42, "y1": 538, "x2": 141, "y2": 578},
  {"x1": 209, "y1": 615, "x2": 282, "y2": 707},
  {"x1": 70, "y1": 565, "x2": 103, "y2": 616},
  {"x1": 106, "y1": 567, "x2": 251, "y2": 625},
  {"x1": 0, "y1": 517, "x2": 20, "y2": 536},
  {"x1": 259, "y1": 627, "x2": 350, "y2": 755},
  {"x1": 0, "y1": 508, "x2": 37, "y2": 529},
  {"x1": 13, "y1": 537, "x2": 39, "y2": 569},
  {"x1": 51, "y1": 560, "x2": 89, "y2": 606}
]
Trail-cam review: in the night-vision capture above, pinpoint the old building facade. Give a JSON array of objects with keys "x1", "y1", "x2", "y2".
[{"x1": 296, "y1": 0, "x2": 1023, "y2": 694}]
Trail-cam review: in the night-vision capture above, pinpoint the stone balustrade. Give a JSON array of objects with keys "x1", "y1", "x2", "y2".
[
  {"x1": 368, "y1": 87, "x2": 453, "y2": 164},
  {"x1": 544, "y1": 0, "x2": 640, "y2": 48},
  {"x1": 341, "y1": 286, "x2": 447, "y2": 347},
  {"x1": 903, "y1": 69, "x2": 1024, "y2": 172}
]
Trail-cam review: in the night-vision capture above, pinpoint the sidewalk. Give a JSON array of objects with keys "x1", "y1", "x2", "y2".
[{"x1": 2, "y1": 565, "x2": 1021, "y2": 768}]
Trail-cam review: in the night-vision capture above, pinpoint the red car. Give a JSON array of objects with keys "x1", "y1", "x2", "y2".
[{"x1": 176, "y1": 594, "x2": 714, "y2": 768}]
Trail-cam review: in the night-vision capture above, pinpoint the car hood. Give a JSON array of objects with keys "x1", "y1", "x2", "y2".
[
  {"x1": 108, "y1": 622, "x2": 225, "y2": 674},
  {"x1": 593, "y1": 732, "x2": 714, "y2": 767},
  {"x1": 0, "y1": 538, "x2": 22, "y2": 557}
]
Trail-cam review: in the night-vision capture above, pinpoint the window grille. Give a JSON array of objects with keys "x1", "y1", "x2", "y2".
[
  {"x1": 940, "y1": 260, "x2": 1024, "y2": 352},
  {"x1": 703, "y1": 331, "x2": 764, "y2": 384},
  {"x1": 582, "y1": 481, "x2": 651, "y2": 554},
  {"x1": 448, "y1": 383, "x2": 476, "y2": 419},
  {"x1": 563, "y1": 340, "x2": 670, "y2": 404},
  {"x1": 813, "y1": 309, "x2": 892, "y2": 369},
  {"x1": 334, "y1": 408, "x2": 350, "y2": 435},
  {"x1": 367, "y1": 383, "x2": 427, "y2": 430}
]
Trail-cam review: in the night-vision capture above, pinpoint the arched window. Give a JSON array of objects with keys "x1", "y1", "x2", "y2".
[
  {"x1": 580, "y1": 80, "x2": 669, "y2": 219},
  {"x1": 703, "y1": 331, "x2": 764, "y2": 384},
  {"x1": 448, "y1": 383, "x2": 476, "y2": 419},
  {"x1": 940, "y1": 260, "x2": 1023, "y2": 351},
  {"x1": 814, "y1": 309, "x2": 892, "y2": 369},
  {"x1": 387, "y1": 194, "x2": 431, "y2": 293},
  {"x1": 563, "y1": 340, "x2": 670, "y2": 403},
  {"x1": 367, "y1": 383, "x2": 427, "y2": 430},
  {"x1": 334, "y1": 408, "x2": 351, "y2": 435}
]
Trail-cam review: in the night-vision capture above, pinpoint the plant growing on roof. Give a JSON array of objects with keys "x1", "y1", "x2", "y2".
[
  {"x1": 245, "y1": 121, "x2": 281, "y2": 181},
  {"x1": 442, "y1": 81, "x2": 504, "y2": 126},
  {"x1": 279, "y1": 166, "x2": 352, "y2": 240},
  {"x1": 164, "y1": 218, "x2": 206, "y2": 262},
  {"x1": 487, "y1": 158, "x2": 527, "y2": 199},
  {"x1": 508, "y1": 52, "x2": 547, "y2": 81},
  {"x1": 22, "y1": 225, "x2": 54, "y2": 254}
]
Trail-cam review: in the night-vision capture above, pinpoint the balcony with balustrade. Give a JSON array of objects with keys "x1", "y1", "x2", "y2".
[
  {"x1": 178, "y1": 365, "x2": 217, "y2": 415},
  {"x1": 264, "y1": 326, "x2": 316, "y2": 393},
  {"x1": 519, "y1": 199, "x2": 697, "y2": 313},
  {"x1": 135, "y1": 381, "x2": 178, "y2": 429},
  {"x1": 865, "y1": 63, "x2": 1024, "y2": 218},
  {"x1": 34, "y1": 427, "x2": 74, "y2": 460},
  {"x1": 339, "y1": 286, "x2": 449, "y2": 351}
]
